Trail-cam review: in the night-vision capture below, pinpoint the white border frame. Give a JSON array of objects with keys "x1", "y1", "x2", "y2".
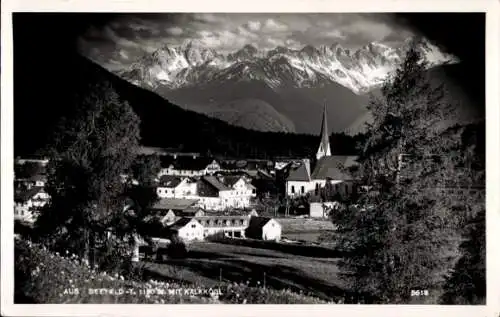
[{"x1": 1, "y1": 1, "x2": 499, "y2": 317}]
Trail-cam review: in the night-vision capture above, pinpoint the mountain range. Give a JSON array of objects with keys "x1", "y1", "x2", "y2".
[{"x1": 105, "y1": 37, "x2": 457, "y2": 134}]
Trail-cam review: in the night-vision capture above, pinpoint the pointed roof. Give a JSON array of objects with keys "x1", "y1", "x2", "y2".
[{"x1": 317, "y1": 103, "x2": 331, "y2": 159}]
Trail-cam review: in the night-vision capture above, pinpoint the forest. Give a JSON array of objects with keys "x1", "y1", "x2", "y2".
[{"x1": 14, "y1": 54, "x2": 365, "y2": 160}]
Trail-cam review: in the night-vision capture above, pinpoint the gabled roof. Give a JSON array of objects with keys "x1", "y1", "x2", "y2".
[
  {"x1": 247, "y1": 216, "x2": 273, "y2": 229},
  {"x1": 202, "y1": 176, "x2": 231, "y2": 192},
  {"x1": 286, "y1": 162, "x2": 311, "y2": 182},
  {"x1": 168, "y1": 217, "x2": 198, "y2": 231},
  {"x1": 311, "y1": 156, "x2": 358, "y2": 180},
  {"x1": 158, "y1": 175, "x2": 183, "y2": 188},
  {"x1": 150, "y1": 198, "x2": 199, "y2": 211},
  {"x1": 218, "y1": 175, "x2": 242, "y2": 187}
]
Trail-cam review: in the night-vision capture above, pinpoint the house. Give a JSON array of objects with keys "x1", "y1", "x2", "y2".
[
  {"x1": 196, "y1": 176, "x2": 232, "y2": 211},
  {"x1": 285, "y1": 159, "x2": 315, "y2": 197},
  {"x1": 159, "y1": 156, "x2": 221, "y2": 177},
  {"x1": 14, "y1": 186, "x2": 50, "y2": 223},
  {"x1": 217, "y1": 175, "x2": 257, "y2": 207},
  {"x1": 195, "y1": 215, "x2": 249, "y2": 238},
  {"x1": 196, "y1": 175, "x2": 256, "y2": 211},
  {"x1": 166, "y1": 217, "x2": 204, "y2": 242},
  {"x1": 156, "y1": 175, "x2": 183, "y2": 198},
  {"x1": 245, "y1": 217, "x2": 282, "y2": 241}
]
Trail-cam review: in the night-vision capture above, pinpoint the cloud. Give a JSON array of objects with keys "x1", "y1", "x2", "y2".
[
  {"x1": 167, "y1": 26, "x2": 183, "y2": 36},
  {"x1": 318, "y1": 29, "x2": 346, "y2": 40},
  {"x1": 78, "y1": 13, "x2": 415, "y2": 69},
  {"x1": 246, "y1": 21, "x2": 262, "y2": 32},
  {"x1": 262, "y1": 19, "x2": 289, "y2": 32},
  {"x1": 340, "y1": 20, "x2": 394, "y2": 43}
]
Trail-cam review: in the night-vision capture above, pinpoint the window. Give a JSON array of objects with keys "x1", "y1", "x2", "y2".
[
  {"x1": 301, "y1": 186, "x2": 305, "y2": 194},
  {"x1": 291, "y1": 186, "x2": 295, "y2": 194},
  {"x1": 191, "y1": 224, "x2": 196, "y2": 228}
]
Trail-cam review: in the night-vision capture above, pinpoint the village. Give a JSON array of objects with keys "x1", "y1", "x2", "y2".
[{"x1": 14, "y1": 106, "x2": 355, "y2": 263}]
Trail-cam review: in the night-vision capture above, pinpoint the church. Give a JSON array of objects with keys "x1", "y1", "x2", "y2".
[{"x1": 285, "y1": 104, "x2": 358, "y2": 199}]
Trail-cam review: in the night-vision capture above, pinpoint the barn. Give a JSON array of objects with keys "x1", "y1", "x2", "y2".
[{"x1": 245, "y1": 217, "x2": 282, "y2": 241}]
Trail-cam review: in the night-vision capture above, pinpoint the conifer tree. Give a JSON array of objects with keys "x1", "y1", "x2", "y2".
[
  {"x1": 440, "y1": 209, "x2": 486, "y2": 304},
  {"x1": 331, "y1": 38, "x2": 480, "y2": 303}
]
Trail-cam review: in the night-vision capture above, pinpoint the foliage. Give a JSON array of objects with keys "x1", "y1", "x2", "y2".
[
  {"x1": 440, "y1": 209, "x2": 486, "y2": 304},
  {"x1": 166, "y1": 234, "x2": 189, "y2": 259},
  {"x1": 15, "y1": 238, "x2": 329, "y2": 304},
  {"x1": 130, "y1": 154, "x2": 161, "y2": 187},
  {"x1": 331, "y1": 38, "x2": 484, "y2": 303},
  {"x1": 34, "y1": 80, "x2": 142, "y2": 266}
]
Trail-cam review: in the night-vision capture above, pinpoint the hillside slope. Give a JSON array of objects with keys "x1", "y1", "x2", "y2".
[{"x1": 14, "y1": 54, "x2": 360, "y2": 158}]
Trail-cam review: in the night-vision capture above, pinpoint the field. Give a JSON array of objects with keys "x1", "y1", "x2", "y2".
[
  {"x1": 141, "y1": 241, "x2": 346, "y2": 301},
  {"x1": 139, "y1": 218, "x2": 349, "y2": 301},
  {"x1": 277, "y1": 217, "x2": 335, "y2": 232},
  {"x1": 278, "y1": 218, "x2": 336, "y2": 244}
]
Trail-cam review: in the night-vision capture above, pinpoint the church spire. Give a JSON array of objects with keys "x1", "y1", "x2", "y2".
[{"x1": 316, "y1": 103, "x2": 331, "y2": 160}]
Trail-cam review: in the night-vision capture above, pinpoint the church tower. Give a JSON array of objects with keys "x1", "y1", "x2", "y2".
[{"x1": 316, "y1": 103, "x2": 331, "y2": 160}]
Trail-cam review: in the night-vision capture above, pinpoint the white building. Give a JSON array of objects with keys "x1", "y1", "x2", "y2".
[
  {"x1": 159, "y1": 156, "x2": 221, "y2": 177},
  {"x1": 167, "y1": 218, "x2": 204, "y2": 242},
  {"x1": 195, "y1": 215, "x2": 249, "y2": 238},
  {"x1": 156, "y1": 176, "x2": 198, "y2": 199},
  {"x1": 196, "y1": 176, "x2": 256, "y2": 211},
  {"x1": 245, "y1": 217, "x2": 282, "y2": 241}
]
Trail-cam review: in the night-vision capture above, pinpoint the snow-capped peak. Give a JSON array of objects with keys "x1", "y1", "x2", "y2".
[{"x1": 117, "y1": 37, "x2": 458, "y2": 94}]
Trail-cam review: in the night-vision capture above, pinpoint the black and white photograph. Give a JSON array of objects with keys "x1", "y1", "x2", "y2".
[{"x1": 1, "y1": 0, "x2": 499, "y2": 315}]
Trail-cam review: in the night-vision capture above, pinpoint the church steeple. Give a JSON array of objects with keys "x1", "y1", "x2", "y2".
[{"x1": 316, "y1": 103, "x2": 331, "y2": 160}]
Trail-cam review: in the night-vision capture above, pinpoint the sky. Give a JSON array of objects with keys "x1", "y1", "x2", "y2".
[{"x1": 77, "y1": 13, "x2": 414, "y2": 70}]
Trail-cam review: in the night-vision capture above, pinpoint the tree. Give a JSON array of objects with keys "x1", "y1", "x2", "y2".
[
  {"x1": 440, "y1": 209, "x2": 485, "y2": 304},
  {"x1": 34, "y1": 81, "x2": 141, "y2": 266},
  {"x1": 130, "y1": 154, "x2": 161, "y2": 187},
  {"x1": 331, "y1": 38, "x2": 481, "y2": 303}
]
